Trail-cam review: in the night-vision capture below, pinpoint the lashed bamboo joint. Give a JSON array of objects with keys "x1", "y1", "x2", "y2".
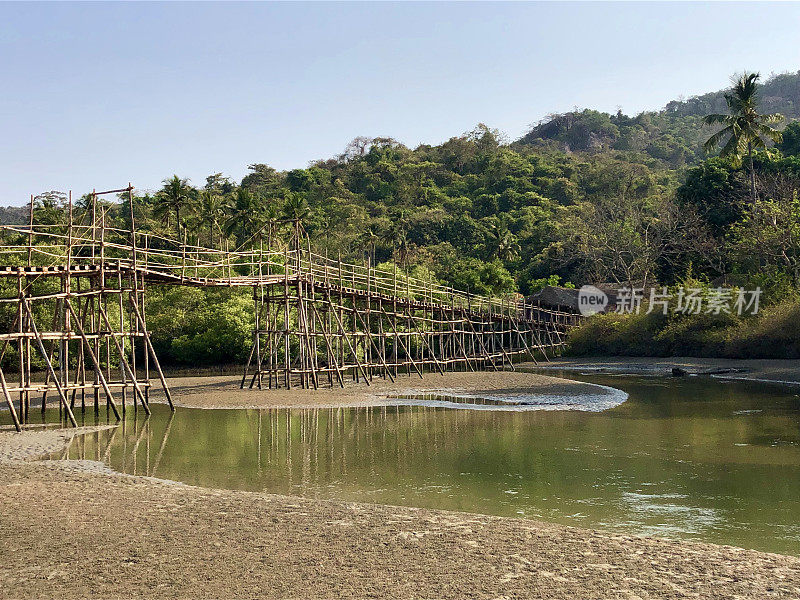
[{"x1": 0, "y1": 184, "x2": 579, "y2": 431}]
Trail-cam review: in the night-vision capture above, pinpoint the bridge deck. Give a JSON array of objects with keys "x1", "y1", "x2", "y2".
[{"x1": 0, "y1": 193, "x2": 580, "y2": 431}]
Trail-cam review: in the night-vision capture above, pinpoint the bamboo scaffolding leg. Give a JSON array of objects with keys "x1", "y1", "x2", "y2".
[
  {"x1": 37, "y1": 302, "x2": 66, "y2": 412},
  {"x1": 128, "y1": 299, "x2": 174, "y2": 410},
  {"x1": 16, "y1": 278, "x2": 24, "y2": 423},
  {"x1": 241, "y1": 340, "x2": 257, "y2": 390},
  {"x1": 309, "y1": 299, "x2": 345, "y2": 388},
  {"x1": 462, "y1": 309, "x2": 499, "y2": 371},
  {"x1": 0, "y1": 314, "x2": 22, "y2": 426},
  {"x1": 509, "y1": 313, "x2": 539, "y2": 365},
  {"x1": 325, "y1": 290, "x2": 370, "y2": 384},
  {"x1": 378, "y1": 307, "x2": 423, "y2": 379},
  {"x1": 97, "y1": 304, "x2": 150, "y2": 414},
  {"x1": 452, "y1": 316, "x2": 478, "y2": 372},
  {"x1": 22, "y1": 300, "x2": 77, "y2": 427},
  {"x1": 378, "y1": 296, "x2": 387, "y2": 380},
  {"x1": 532, "y1": 322, "x2": 550, "y2": 362},
  {"x1": 296, "y1": 278, "x2": 318, "y2": 390},
  {"x1": 0, "y1": 366, "x2": 21, "y2": 432},
  {"x1": 254, "y1": 285, "x2": 263, "y2": 389},
  {"x1": 284, "y1": 253, "x2": 291, "y2": 390},
  {"x1": 68, "y1": 286, "x2": 83, "y2": 409},
  {"x1": 493, "y1": 319, "x2": 516, "y2": 371},
  {"x1": 241, "y1": 285, "x2": 259, "y2": 389},
  {"x1": 404, "y1": 307, "x2": 445, "y2": 376},
  {"x1": 116, "y1": 270, "x2": 128, "y2": 414},
  {"x1": 64, "y1": 301, "x2": 121, "y2": 421},
  {"x1": 352, "y1": 308, "x2": 395, "y2": 383}
]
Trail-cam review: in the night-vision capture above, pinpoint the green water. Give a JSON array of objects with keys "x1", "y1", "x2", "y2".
[{"x1": 8, "y1": 373, "x2": 800, "y2": 555}]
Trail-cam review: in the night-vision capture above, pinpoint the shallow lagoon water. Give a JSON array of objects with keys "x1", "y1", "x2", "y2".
[{"x1": 7, "y1": 372, "x2": 800, "y2": 555}]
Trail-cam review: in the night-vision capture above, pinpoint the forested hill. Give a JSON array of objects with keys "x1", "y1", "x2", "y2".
[
  {"x1": 8, "y1": 70, "x2": 800, "y2": 365},
  {"x1": 517, "y1": 70, "x2": 800, "y2": 168},
  {"x1": 9, "y1": 70, "x2": 800, "y2": 304}
]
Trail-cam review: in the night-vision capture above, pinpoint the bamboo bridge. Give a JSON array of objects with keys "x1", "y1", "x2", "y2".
[{"x1": 0, "y1": 185, "x2": 580, "y2": 431}]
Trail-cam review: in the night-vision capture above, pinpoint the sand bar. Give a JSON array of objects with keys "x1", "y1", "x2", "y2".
[{"x1": 149, "y1": 370, "x2": 620, "y2": 410}]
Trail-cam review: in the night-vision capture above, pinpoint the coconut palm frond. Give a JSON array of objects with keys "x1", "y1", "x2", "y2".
[
  {"x1": 703, "y1": 113, "x2": 730, "y2": 127},
  {"x1": 703, "y1": 126, "x2": 732, "y2": 153}
]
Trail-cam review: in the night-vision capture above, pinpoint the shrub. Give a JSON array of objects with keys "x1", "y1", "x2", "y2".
[{"x1": 566, "y1": 297, "x2": 800, "y2": 359}]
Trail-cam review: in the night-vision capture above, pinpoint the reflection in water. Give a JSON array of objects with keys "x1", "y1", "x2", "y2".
[{"x1": 26, "y1": 374, "x2": 800, "y2": 555}]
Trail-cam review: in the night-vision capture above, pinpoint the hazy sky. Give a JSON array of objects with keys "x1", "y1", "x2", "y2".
[{"x1": 2, "y1": 1, "x2": 800, "y2": 204}]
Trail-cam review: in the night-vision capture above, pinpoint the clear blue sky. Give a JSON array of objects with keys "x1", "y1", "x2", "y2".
[{"x1": 2, "y1": 1, "x2": 800, "y2": 204}]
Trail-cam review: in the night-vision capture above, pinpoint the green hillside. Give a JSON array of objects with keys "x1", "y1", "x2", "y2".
[
  {"x1": 10, "y1": 70, "x2": 800, "y2": 362},
  {"x1": 518, "y1": 70, "x2": 800, "y2": 168}
]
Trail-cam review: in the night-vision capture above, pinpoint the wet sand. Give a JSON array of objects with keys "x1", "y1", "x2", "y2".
[
  {"x1": 2, "y1": 370, "x2": 800, "y2": 598},
  {"x1": 1, "y1": 428, "x2": 799, "y2": 599},
  {"x1": 150, "y1": 370, "x2": 618, "y2": 410}
]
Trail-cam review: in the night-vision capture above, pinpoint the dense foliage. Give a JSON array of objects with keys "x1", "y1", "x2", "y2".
[{"x1": 10, "y1": 71, "x2": 800, "y2": 364}]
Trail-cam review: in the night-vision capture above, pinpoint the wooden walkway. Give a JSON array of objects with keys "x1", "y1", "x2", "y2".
[{"x1": 0, "y1": 185, "x2": 580, "y2": 430}]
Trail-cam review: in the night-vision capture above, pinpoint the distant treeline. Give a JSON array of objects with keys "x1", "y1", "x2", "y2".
[{"x1": 6, "y1": 71, "x2": 800, "y2": 363}]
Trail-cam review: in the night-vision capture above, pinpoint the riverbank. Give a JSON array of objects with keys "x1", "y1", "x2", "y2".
[
  {"x1": 564, "y1": 299, "x2": 800, "y2": 360},
  {"x1": 148, "y1": 370, "x2": 618, "y2": 409},
  {"x1": 532, "y1": 356, "x2": 800, "y2": 385},
  {"x1": 1, "y1": 428, "x2": 798, "y2": 599}
]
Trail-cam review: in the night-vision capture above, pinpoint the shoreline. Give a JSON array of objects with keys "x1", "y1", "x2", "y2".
[
  {"x1": 530, "y1": 356, "x2": 800, "y2": 385},
  {"x1": 3, "y1": 367, "x2": 800, "y2": 597},
  {"x1": 146, "y1": 370, "x2": 624, "y2": 411},
  {"x1": 1, "y1": 427, "x2": 799, "y2": 598}
]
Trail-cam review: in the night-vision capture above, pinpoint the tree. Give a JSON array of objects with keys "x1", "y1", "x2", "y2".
[
  {"x1": 279, "y1": 191, "x2": 306, "y2": 220},
  {"x1": 777, "y1": 121, "x2": 800, "y2": 156},
  {"x1": 356, "y1": 226, "x2": 380, "y2": 264},
  {"x1": 703, "y1": 72, "x2": 784, "y2": 203},
  {"x1": 154, "y1": 176, "x2": 196, "y2": 234},
  {"x1": 487, "y1": 217, "x2": 520, "y2": 261},
  {"x1": 33, "y1": 191, "x2": 68, "y2": 226},
  {"x1": 381, "y1": 211, "x2": 411, "y2": 267},
  {"x1": 225, "y1": 188, "x2": 268, "y2": 246},
  {"x1": 677, "y1": 156, "x2": 746, "y2": 233},
  {"x1": 729, "y1": 173, "x2": 800, "y2": 286},
  {"x1": 204, "y1": 173, "x2": 235, "y2": 195},
  {"x1": 541, "y1": 193, "x2": 712, "y2": 286},
  {"x1": 196, "y1": 189, "x2": 230, "y2": 248}
]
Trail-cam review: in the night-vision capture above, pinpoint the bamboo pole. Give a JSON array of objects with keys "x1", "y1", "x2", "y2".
[
  {"x1": 0, "y1": 366, "x2": 21, "y2": 432},
  {"x1": 97, "y1": 304, "x2": 150, "y2": 414},
  {"x1": 22, "y1": 299, "x2": 77, "y2": 427},
  {"x1": 352, "y1": 307, "x2": 395, "y2": 383},
  {"x1": 324, "y1": 289, "x2": 370, "y2": 384},
  {"x1": 378, "y1": 306, "x2": 423, "y2": 379},
  {"x1": 128, "y1": 299, "x2": 174, "y2": 410},
  {"x1": 309, "y1": 298, "x2": 345, "y2": 388},
  {"x1": 64, "y1": 300, "x2": 121, "y2": 421}
]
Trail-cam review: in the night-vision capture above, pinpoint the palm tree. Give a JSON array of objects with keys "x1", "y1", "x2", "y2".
[
  {"x1": 197, "y1": 189, "x2": 230, "y2": 248},
  {"x1": 381, "y1": 211, "x2": 410, "y2": 267},
  {"x1": 357, "y1": 226, "x2": 380, "y2": 264},
  {"x1": 154, "y1": 176, "x2": 196, "y2": 235},
  {"x1": 262, "y1": 203, "x2": 283, "y2": 249},
  {"x1": 703, "y1": 72, "x2": 784, "y2": 203},
  {"x1": 488, "y1": 218, "x2": 520, "y2": 261},
  {"x1": 281, "y1": 192, "x2": 310, "y2": 222},
  {"x1": 225, "y1": 188, "x2": 268, "y2": 245},
  {"x1": 281, "y1": 192, "x2": 311, "y2": 250}
]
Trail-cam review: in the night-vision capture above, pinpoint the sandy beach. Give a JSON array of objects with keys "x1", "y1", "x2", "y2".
[
  {"x1": 1, "y1": 423, "x2": 799, "y2": 600},
  {"x1": 2, "y1": 368, "x2": 800, "y2": 598}
]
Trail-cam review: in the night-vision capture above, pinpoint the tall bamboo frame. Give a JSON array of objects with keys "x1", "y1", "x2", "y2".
[{"x1": 0, "y1": 185, "x2": 580, "y2": 430}]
